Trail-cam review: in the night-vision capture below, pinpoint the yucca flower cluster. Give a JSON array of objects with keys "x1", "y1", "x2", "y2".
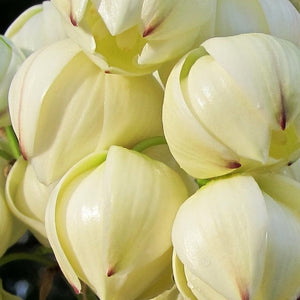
[{"x1": 1, "y1": 1, "x2": 300, "y2": 299}]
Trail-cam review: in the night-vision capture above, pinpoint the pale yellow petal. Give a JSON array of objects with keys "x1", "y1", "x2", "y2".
[{"x1": 172, "y1": 175, "x2": 268, "y2": 300}]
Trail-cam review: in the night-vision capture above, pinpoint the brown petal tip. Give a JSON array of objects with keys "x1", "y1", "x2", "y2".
[
  {"x1": 70, "y1": 13, "x2": 78, "y2": 26},
  {"x1": 227, "y1": 161, "x2": 241, "y2": 169},
  {"x1": 71, "y1": 285, "x2": 80, "y2": 295},
  {"x1": 279, "y1": 110, "x2": 286, "y2": 130},
  {"x1": 106, "y1": 267, "x2": 115, "y2": 277},
  {"x1": 20, "y1": 143, "x2": 28, "y2": 160},
  {"x1": 279, "y1": 88, "x2": 286, "y2": 130},
  {"x1": 143, "y1": 25, "x2": 156, "y2": 37},
  {"x1": 242, "y1": 291, "x2": 249, "y2": 300}
]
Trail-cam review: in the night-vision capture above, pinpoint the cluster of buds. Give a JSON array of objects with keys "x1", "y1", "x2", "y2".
[{"x1": 1, "y1": 0, "x2": 300, "y2": 299}]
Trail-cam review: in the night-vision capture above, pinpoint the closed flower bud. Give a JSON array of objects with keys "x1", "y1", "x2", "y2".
[
  {"x1": 51, "y1": 0, "x2": 214, "y2": 74},
  {"x1": 45, "y1": 146, "x2": 188, "y2": 299},
  {"x1": 172, "y1": 174, "x2": 300, "y2": 300},
  {"x1": 0, "y1": 36, "x2": 25, "y2": 127},
  {"x1": 0, "y1": 157, "x2": 26, "y2": 258},
  {"x1": 163, "y1": 33, "x2": 300, "y2": 179},
  {"x1": 9, "y1": 39, "x2": 163, "y2": 185},
  {"x1": 5, "y1": 157, "x2": 54, "y2": 246},
  {"x1": 5, "y1": 1, "x2": 67, "y2": 56}
]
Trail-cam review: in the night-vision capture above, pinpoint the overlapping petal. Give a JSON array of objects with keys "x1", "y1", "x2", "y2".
[
  {"x1": 5, "y1": 1, "x2": 67, "y2": 56},
  {"x1": 5, "y1": 157, "x2": 53, "y2": 246},
  {"x1": 163, "y1": 33, "x2": 300, "y2": 179},
  {"x1": 9, "y1": 39, "x2": 163, "y2": 184},
  {"x1": 172, "y1": 174, "x2": 300, "y2": 300},
  {"x1": 46, "y1": 146, "x2": 188, "y2": 299}
]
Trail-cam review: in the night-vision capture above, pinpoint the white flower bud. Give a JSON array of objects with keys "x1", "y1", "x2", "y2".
[
  {"x1": 0, "y1": 157, "x2": 26, "y2": 258},
  {"x1": 5, "y1": 157, "x2": 53, "y2": 246},
  {"x1": 172, "y1": 174, "x2": 300, "y2": 300},
  {"x1": 45, "y1": 146, "x2": 188, "y2": 299},
  {"x1": 8, "y1": 39, "x2": 163, "y2": 184},
  {"x1": 163, "y1": 33, "x2": 300, "y2": 179}
]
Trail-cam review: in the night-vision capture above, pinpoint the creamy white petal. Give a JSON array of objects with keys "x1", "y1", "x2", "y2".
[
  {"x1": 202, "y1": 34, "x2": 300, "y2": 130},
  {"x1": 163, "y1": 49, "x2": 242, "y2": 179},
  {"x1": 99, "y1": 0, "x2": 143, "y2": 35},
  {"x1": 5, "y1": 157, "x2": 53, "y2": 246},
  {"x1": 172, "y1": 176, "x2": 268, "y2": 300},
  {"x1": 46, "y1": 147, "x2": 187, "y2": 299},
  {"x1": 185, "y1": 54, "x2": 270, "y2": 162},
  {"x1": 215, "y1": 0, "x2": 268, "y2": 36},
  {"x1": 259, "y1": 0, "x2": 300, "y2": 47},
  {"x1": 5, "y1": 2, "x2": 67, "y2": 55},
  {"x1": 254, "y1": 192, "x2": 300, "y2": 299}
]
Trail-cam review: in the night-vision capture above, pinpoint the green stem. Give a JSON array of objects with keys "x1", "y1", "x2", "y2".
[
  {"x1": 195, "y1": 178, "x2": 211, "y2": 188},
  {"x1": 132, "y1": 136, "x2": 167, "y2": 153},
  {"x1": 5, "y1": 126, "x2": 20, "y2": 160},
  {"x1": 0, "y1": 252, "x2": 55, "y2": 268},
  {"x1": 0, "y1": 149, "x2": 14, "y2": 161}
]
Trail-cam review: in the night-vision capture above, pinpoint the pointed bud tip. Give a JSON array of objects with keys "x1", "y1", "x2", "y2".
[
  {"x1": 227, "y1": 161, "x2": 241, "y2": 169},
  {"x1": 106, "y1": 267, "x2": 115, "y2": 277},
  {"x1": 143, "y1": 25, "x2": 156, "y2": 37},
  {"x1": 70, "y1": 14, "x2": 78, "y2": 26},
  {"x1": 71, "y1": 285, "x2": 80, "y2": 295},
  {"x1": 279, "y1": 91, "x2": 286, "y2": 130},
  {"x1": 20, "y1": 144, "x2": 28, "y2": 160},
  {"x1": 242, "y1": 292, "x2": 249, "y2": 300},
  {"x1": 279, "y1": 111, "x2": 286, "y2": 130}
]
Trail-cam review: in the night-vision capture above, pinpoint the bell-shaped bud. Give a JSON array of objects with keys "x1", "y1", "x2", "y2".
[
  {"x1": 5, "y1": 1, "x2": 67, "y2": 56},
  {"x1": 0, "y1": 279, "x2": 21, "y2": 300},
  {"x1": 45, "y1": 146, "x2": 188, "y2": 299},
  {"x1": 163, "y1": 33, "x2": 300, "y2": 179},
  {"x1": 5, "y1": 157, "x2": 53, "y2": 246},
  {"x1": 0, "y1": 157, "x2": 26, "y2": 258},
  {"x1": 0, "y1": 36, "x2": 25, "y2": 127},
  {"x1": 51, "y1": 0, "x2": 214, "y2": 74},
  {"x1": 9, "y1": 39, "x2": 163, "y2": 185},
  {"x1": 172, "y1": 174, "x2": 300, "y2": 300}
]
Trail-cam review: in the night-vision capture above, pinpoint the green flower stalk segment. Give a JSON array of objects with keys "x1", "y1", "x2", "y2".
[
  {"x1": 172, "y1": 174, "x2": 300, "y2": 300},
  {"x1": 8, "y1": 39, "x2": 163, "y2": 185},
  {"x1": 163, "y1": 33, "x2": 300, "y2": 179},
  {"x1": 45, "y1": 146, "x2": 188, "y2": 299}
]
